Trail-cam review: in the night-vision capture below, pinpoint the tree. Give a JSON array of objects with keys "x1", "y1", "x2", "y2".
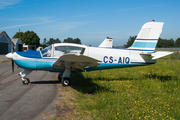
[
  {"x1": 40, "y1": 38, "x2": 61, "y2": 47},
  {"x1": 124, "y1": 36, "x2": 136, "y2": 48},
  {"x1": 73, "y1": 38, "x2": 81, "y2": 44},
  {"x1": 169, "y1": 38, "x2": 175, "y2": 47},
  {"x1": 63, "y1": 37, "x2": 73, "y2": 43},
  {"x1": 40, "y1": 38, "x2": 47, "y2": 48},
  {"x1": 13, "y1": 32, "x2": 23, "y2": 38},
  {"x1": 175, "y1": 38, "x2": 180, "y2": 47},
  {"x1": 156, "y1": 38, "x2": 175, "y2": 48},
  {"x1": 46, "y1": 38, "x2": 61, "y2": 46},
  {"x1": 63, "y1": 37, "x2": 81, "y2": 44},
  {"x1": 13, "y1": 30, "x2": 40, "y2": 47}
]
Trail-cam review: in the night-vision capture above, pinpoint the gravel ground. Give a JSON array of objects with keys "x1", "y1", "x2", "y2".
[
  {"x1": 0, "y1": 55, "x2": 9, "y2": 63},
  {"x1": 0, "y1": 54, "x2": 62, "y2": 120}
]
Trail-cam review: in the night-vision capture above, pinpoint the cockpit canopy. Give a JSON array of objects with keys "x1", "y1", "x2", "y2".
[
  {"x1": 40, "y1": 44, "x2": 85, "y2": 57},
  {"x1": 41, "y1": 45, "x2": 52, "y2": 57}
]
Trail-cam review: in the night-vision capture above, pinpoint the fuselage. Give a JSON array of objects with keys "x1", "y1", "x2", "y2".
[{"x1": 7, "y1": 43, "x2": 156, "y2": 73}]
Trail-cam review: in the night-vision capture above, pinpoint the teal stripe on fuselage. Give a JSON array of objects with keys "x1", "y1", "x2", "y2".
[
  {"x1": 84, "y1": 63, "x2": 148, "y2": 71},
  {"x1": 14, "y1": 59, "x2": 154, "y2": 73},
  {"x1": 14, "y1": 59, "x2": 61, "y2": 72}
]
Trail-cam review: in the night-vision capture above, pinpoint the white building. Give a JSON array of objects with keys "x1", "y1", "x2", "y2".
[
  {"x1": 23, "y1": 44, "x2": 36, "y2": 51},
  {"x1": 0, "y1": 31, "x2": 23, "y2": 54},
  {"x1": 11, "y1": 38, "x2": 23, "y2": 52},
  {"x1": 0, "y1": 31, "x2": 12, "y2": 54}
]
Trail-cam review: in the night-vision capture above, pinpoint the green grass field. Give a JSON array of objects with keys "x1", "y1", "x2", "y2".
[{"x1": 57, "y1": 55, "x2": 180, "y2": 120}]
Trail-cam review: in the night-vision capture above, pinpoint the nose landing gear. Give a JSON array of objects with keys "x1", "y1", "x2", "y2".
[
  {"x1": 19, "y1": 70, "x2": 32, "y2": 85},
  {"x1": 22, "y1": 78, "x2": 30, "y2": 85}
]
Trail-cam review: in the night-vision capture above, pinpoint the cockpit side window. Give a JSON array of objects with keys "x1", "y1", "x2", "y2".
[
  {"x1": 54, "y1": 46, "x2": 84, "y2": 57},
  {"x1": 41, "y1": 45, "x2": 52, "y2": 57}
]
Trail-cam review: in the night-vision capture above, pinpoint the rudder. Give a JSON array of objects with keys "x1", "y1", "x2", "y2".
[{"x1": 130, "y1": 21, "x2": 164, "y2": 51}]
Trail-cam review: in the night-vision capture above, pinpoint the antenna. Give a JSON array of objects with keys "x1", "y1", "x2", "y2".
[{"x1": 19, "y1": 29, "x2": 20, "y2": 38}]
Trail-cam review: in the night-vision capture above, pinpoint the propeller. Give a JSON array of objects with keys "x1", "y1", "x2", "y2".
[
  {"x1": 12, "y1": 58, "x2": 14, "y2": 73},
  {"x1": 11, "y1": 41, "x2": 14, "y2": 73}
]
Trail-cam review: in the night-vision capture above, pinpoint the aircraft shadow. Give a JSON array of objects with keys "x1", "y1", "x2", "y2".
[
  {"x1": 144, "y1": 73, "x2": 177, "y2": 82},
  {"x1": 31, "y1": 80, "x2": 60, "y2": 84},
  {"x1": 70, "y1": 72, "x2": 177, "y2": 94},
  {"x1": 70, "y1": 73, "x2": 110, "y2": 94}
]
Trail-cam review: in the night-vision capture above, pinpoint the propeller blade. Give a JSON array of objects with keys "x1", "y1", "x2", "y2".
[
  {"x1": 11, "y1": 38, "x2": 14, "y2": 73},
  {"x1": 12, "y1": 60, "x2": 14, "y2": 73}
]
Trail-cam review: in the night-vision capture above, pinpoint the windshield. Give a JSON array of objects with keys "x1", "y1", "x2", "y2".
[
  {"x1": 54, "y1": 46, "x2": 84, "y2": 57},
  {"x1": 41, "y1": 45, "x2": 52, "y2": 57}
]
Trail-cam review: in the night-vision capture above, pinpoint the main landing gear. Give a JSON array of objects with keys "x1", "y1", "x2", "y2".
[
  {"x1": 19, "y1": 70, "x2": 32, "y2": 85},
  {"x1": 58, "y1": 62, "x2": 71, "y2": 87},
  {"x1": 58, "y1": 74, "x2": 71, "y2": 87}
]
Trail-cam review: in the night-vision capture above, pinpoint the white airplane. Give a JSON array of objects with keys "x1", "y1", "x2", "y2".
[
  {"x1": 6, "y1": 21, "x2": 173, "y2": 86},
  {"x1": 99, "y1": 37, "x2": 113, "y2": 48}
]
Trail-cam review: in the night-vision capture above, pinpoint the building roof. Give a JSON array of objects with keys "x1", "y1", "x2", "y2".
[
  {"x1": 0, "y1": 31, "x2": 13, "y2": 44},
  {"x1": 0, "y1": 31, "x2": 11, "y2": 40},
  {"x1": 11, "y1": 38, "x2": 18, "y2": 45},
  {"x1": 11, "y1": 38, "x2": 23, "y2": 46}
]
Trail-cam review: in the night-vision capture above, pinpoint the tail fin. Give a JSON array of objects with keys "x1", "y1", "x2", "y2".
[
  {"x1": 98, "y1": 37, "x2": 113, "y2": 48},
  {"x1": 129, "y1": 21, "x2": 164, "y2": 51}
]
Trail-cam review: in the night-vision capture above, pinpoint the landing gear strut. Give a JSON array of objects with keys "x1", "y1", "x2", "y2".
[
  {"x1": 19, "y1": 70, "x2": 32, "y2": 85},
  {"x1": 60, "y1": 62, "x2": 71, "y2": 87},
  {"x1": 58, "y1": 73, "x2": 62, "y2": 81}
]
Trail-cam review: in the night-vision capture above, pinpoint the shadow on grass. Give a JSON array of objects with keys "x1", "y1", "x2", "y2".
[
  {"x1": 144, "y1": 73, "x2": 178, "y2": 82},
  {"x1": 70, "y1": 71, "x2": 178, "y2": 95},
  {"x1": 70, "y1": 68, "x2": 179, "y2": 94},
  {"x1": 70, "y1": 73, "x2": 110, "y2": 94}
]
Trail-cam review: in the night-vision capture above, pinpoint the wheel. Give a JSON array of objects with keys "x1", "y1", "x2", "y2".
[
  {"x1": 22, "y1": 78, "x2": 30, "y2": 85},
  {"x1": 61, "y1": 77, "x2": 71, "y2": 86}
]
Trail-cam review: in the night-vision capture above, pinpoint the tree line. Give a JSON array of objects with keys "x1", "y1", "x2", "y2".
[
  {"x1": 124, "y1": 36, "x2": 180, "y2": 48},
  {"x1": 13, "y1": 30, "x2": 180, "y2": 48},
  {"x1": 13, "y1": 31, "x2": 81, "y2": 48},
  {"x1": 13, "y1": 31, "x2": 40, "y2": 47},
  {"x1": 41, "y1": 37, "x2": 81, "y2": 48}
]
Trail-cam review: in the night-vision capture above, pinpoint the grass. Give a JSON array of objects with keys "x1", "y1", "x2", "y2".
[
  {"x1": 1, "y1": 59, "x2": 11, "y2": 63},
  {"x1": 171, "y1": 52, "x2": 180, "y2": 60},
  {"x1": 56, "y1": 56, "x2": 180, "y2": 120}
]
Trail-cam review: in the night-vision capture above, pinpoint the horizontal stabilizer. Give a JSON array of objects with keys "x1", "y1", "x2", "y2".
[{"x1": 151, "y1": 51, "x2": 173, "y2": 60}]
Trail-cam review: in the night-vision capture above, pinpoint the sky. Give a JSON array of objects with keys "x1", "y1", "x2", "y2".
[{"x1": 0, "y1": 0, "x2": 180, "y2": 47}]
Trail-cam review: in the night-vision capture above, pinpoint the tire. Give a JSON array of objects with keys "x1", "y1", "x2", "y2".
[
  {"x1": 22, "y1": 78, "x2": 30, "y2": 85},
  {"x1": 61, "y1": 77, "x2": 71, "y2": 86}
]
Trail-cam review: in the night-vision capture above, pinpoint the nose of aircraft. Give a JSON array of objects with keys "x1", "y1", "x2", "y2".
[{"x1": 6, "y1": 53, "x2": 13, "y2": 59}]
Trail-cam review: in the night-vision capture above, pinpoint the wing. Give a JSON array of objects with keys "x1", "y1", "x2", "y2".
[{"x1": 52, "y1": 54, "x2": 101, "y2": 70}]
